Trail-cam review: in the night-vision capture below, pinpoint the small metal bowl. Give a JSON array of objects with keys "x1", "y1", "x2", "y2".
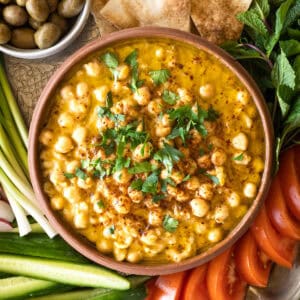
[{"x1": 0, "y1": 0, "x2": 91, "y2": 60}]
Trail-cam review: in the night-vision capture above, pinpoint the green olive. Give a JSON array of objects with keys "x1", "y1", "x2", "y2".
[
  {"x1": 57, "y1": 0, "x2": 84, "y2": 18},
  {"x1": 28, "y1": 16, "x2": 44, "y2": 30},
  {"x1": 3, "y1": 5, "x2": 28, "y2": 27},
  {"x1": 16, "y1": 0, "x2": 27, "y2": 6},
  {"x1": 0, "y1": 23, "x2": 11, "y2": 44},
  {"x1": 47, "y1": 0, "x2": 58, "y2": 12},
  {"x1": 34, "y1": 22, "x2": 61, "y2": 49},
  {"x1": 49, "y1": 13, "x2": 68, "y2": 34},
  {"x1": 26, "y1": 0, "x2": 49, "y2": 22},
  {"x1": 11, "y1": 28, "x2": 36, "y2": 49}
]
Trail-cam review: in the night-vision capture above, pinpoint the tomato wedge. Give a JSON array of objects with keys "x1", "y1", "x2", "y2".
[
  {"x1": 279, "y1": 148, "x2": 300, "y2": 221},
  {"x1": 207, "y1": 247, "x2": 247, "y2": 300},
  {"x1": 251, "y1": 205, "x2": 297, "y2": 268},
  {"x1": 182, "y1": 264, "x2": 209, "y2": 300},
  {"x1": 266, "y1": 175, "x2": 300, "y2": 239},
  {"x1": 145, "y1": 278, "x2": 158, "y2": 300},
  {"x1": 235, "y1": 231, "x2": 271, "y2": 287},
  {"x1": 151, "y1": 271, "x2": 187, "y2": 300}
]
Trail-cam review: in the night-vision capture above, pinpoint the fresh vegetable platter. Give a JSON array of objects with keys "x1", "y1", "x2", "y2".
[{"x1": 0, "y1": 0, "x2": 300, "y2": 299}]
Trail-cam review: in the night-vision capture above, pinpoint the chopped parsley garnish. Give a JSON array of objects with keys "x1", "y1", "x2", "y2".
[
  {"x1": 106, "y1": 225, "x2": 115, "y2": 235},
  {"x1": 163, "y1": 215, "x2": 179, "y2": 232},
  {"x1": 233, "y1": 153, "x2": 244, "y2": 161},
  {"x1": 152, "y1": 194, "x2": 165, "y2": 203},
  {"x1": 153, "y1": 143, "x2": 184, "y2": 173},
  {"x1": 160, "y1": 177, "x2": 176, "y2": 193},
  {"x1": 130, "y1": 178, "x2": 144, "y2": 190},
  {"x1": 162, "y1": 89, "x2": 179, "y2": 105},
  {"x1": 97, "y1": 200, "x2": 105, "y2": 209},
  {"x1": 207, "y1": 107, "x2": 220, "y2": 121},
  {"x1": 182, "y1": 174, "x2": 191, "y2": 182},
  {"x1": 113, "y1": 157, "x2": 131, "y2": 173},
  {"x1": 141, "y1": 171, "x2": 159, "y2": 194},
  {"x1": 199, "y1": 148, "x2": 206, "y2": 156},
  {"x1": 149, "y1": 69, "x2": 170, "y2": 85},
  {"x1": 64, "y1": 173, "x2": 75, "y2": 179},
  {"x1": 128, "y1": 161, "x2": 155, "y2": 174},
  {"x1": 100, "y1": 52, "x2": 119, "y2": 80},
  {"x1": 125, "y1": 49, "x2": 144, "y2": 93},
  {"x1": 199, "y1": 169, "x2": 220, "y2": 185},
  {"x1": 75, "y1": 168, "x2": 87, "y2": 180}
]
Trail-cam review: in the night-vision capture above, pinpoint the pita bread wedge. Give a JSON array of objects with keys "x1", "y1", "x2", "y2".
[
  {"x1": 101, "y1": 0, "x2": 191, "y2": 32},
  {"x1": 100, "y1": 0, "x2": 139, "y2": 29},
  {"x1": 92, "y1": 0, "x2": 117, "y2": 36},
  {"x1": 191, "y1": 0, "x2": 252, "y2": 44}
]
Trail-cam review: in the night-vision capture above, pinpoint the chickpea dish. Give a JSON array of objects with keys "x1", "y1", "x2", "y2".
[{"x1": 39, "y1": 39, "x2": 265, "y2": 263}]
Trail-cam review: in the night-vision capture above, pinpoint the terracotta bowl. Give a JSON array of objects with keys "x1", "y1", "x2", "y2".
[{"x1": 29, "y1": 27, "x2": 274, "y2": 276}]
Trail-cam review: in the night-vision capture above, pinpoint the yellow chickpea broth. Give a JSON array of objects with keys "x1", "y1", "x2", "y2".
[{"x1": 39, "y1": 39, "x2": 265, "y2": 264}]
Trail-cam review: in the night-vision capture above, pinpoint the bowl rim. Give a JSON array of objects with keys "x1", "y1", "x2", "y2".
[
  {"x1": 0, "y1": 0, "x2": 91, "y2": 60},
  {"x1": 29, "y1": 26, "x2": 274, "y2": 276}
]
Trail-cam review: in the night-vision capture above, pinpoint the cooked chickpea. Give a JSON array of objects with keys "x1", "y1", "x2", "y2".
[
  {"x1": 133, "y1": 86, "x2": 151, "y2": 106},
  {"x1": 113, "y1": 168, "x2": 132, "y2": 184},
  {"x1": 39, "y1": 130, "x2": 54, "y2": 146},
  {"x1": 76, "y1": 82, "x2": 89, "y2": 98},
  {"x1": 156, "y1": 126, "x2": 171, "y2": 137},
  {"x1": 227, "y1": 191, "x2": 240, "y2": 207},
  {"x1": 69, "y1": 100, "x2": 87, "y2": 116},
  {"x1": 197, "y1": 183, "x2": 214, "y2": 200},
  {"x1": 54, "y1": 136, "x2": 73, "y2": 153},
  {"x1": 50, "y1": 196, "x2": 65, "y2": 210},
  {"x1": 243, "y1": 182, "x2": 257, "y2": 198},
  {"x1": 211, "y1": 149, "x2": 227, "y2": 166},
  {"x1": 147, "y1": 98, "x2": 163, "y2": 115},
  {"x1": 233, "y1": 152, "x2": 252, "y2": 165},
  {"x1": 63, "y1": 186, "x2": 81, "y2": 203},
  {"x1": 159, "y1": 114, "x2": 172, "y2": 127},
  {"x1": 113, "y1": 247, "x2": 127, "y2": 262},
  {"x1": 246, "y1": 105, "x2": 257, "y2": 118},
  {"x1": 132, "y1": 142, "x2": 152, "y2": 161},
  {"x1": 197, "y1": 155, "x2": 212, "y2": 169},
  {"x1": 58, "y1": 113, "x2": 74, "y2": 128},
  {"x1": 194, "y1": 222, "x2": 207, "y2": 234},
  {"x1": 128, "y1": 187, "x2": 143, "y2": 203},
  {"x1": 84, "y1": 61, "x2": 101, "y2": 77},
  {"x1": 141, "y1": 229, "x2": 158, "y2": 246},
  {"x1": 189, "y1": 129, "x2": 202, "y2": 144},
  {"x1": 236, "y1": 90, "x2": 250, "y2": 105},
  {"x1": 73, "y1": 212, "x2": 88, "y2": 229},
  {"x1": 148, "y1": 208, "x2": 163, "y2": 226},
  {"x1": 71, "y1": 127, "x2": 87, "y2": 145},
  {"x1": 170, "y1": 170, "x2": 185, "y2": 185},
  {"x1": 93, "y1": 86, "x2": 109, "y2": 105},
  {"x1": 167, "y1": 184, "x2": 178, "y2": 197},
  {"x1": 60, "y1": 85, "x2": 74, "y2": 100},
  {"x1": 190, "y1": 197, "x2": 209, "y2": 217},
  {"x1": 112, "y1": 195, "x2": 131, "y2": 214},
  {"x1": 155, "y1": 47, "x2": 164, "y2": 58},
  {"x1": 242, "y1": 113, "x2": 253, "y2": 129},
  {"x1": 215, "y1": 166, "x2": 226, "y2": 186},
  {"x1": 116, "y1": 64, "x2": 130, "y2": 80},
  {"x1": 207, "y1": 228, "x2": 223, "y2": 243},
  {"x1": 177, "y1": 88, "x2": 193, "y2": 104},
  {"x1": 176, "y1": 190, "x2": 190, "y2": 202},
  {"x1": 96, "y1": 238, "x2": 113, "y2": 254},
  {"x1": 199, "y1": 83, "x2": 215, "y2": 99},
  {"x1": 96, "y1": 116, "x2": 115, "y2": 132},
  {"x1": 49, "y1": 169, "x2": 66, "y2": 186},
  {"x1": 214, "y1": 205, "x2": 229, "y2": 223},
  {"x1": 252, "y1": 156, "x2": 264, "y2": 173},
  {"x1": 204, "y1": 120, "x2": 217, "y2": 134},
  {"x1": 232, "y1": 132, "x2": 249, "y2": 151},
  {"x1": 185, "y1": 176, "x2": 200, "y2": 190},
  {"x1": 127, "y1": 247, "x2": 142, "y2": 263}
]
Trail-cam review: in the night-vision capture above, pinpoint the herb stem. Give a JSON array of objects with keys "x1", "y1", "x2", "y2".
[{"x1": 243, "y1": 43, "x2": 273, "y2": 69}]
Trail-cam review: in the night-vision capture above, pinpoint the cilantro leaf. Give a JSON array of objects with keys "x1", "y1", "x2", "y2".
[
  {"x1": 142, "y1": 172, "x2": 159, "y2": 194},
  {"x1": 153, "y1": 194, "x2": 165, "y2": 203},
  {"x1": 233, "y1": 153, "x2": 244, "y2": 161},
  {"x1": 207, "y1": 107, "x2": 220, "y2": 121},
  {"x1": 154, "y1": 144, "x2": 183, "y2": 173},
  {"x1": 125, "y1": 50, "x2": 144, "y2": 93},
  {"x1": 64, "y1": 173, "x2": 75, "y2": 179},
  {"x1": 106, "y1": 91, "x2": 113, "y2": 108},
  {"x1": 206, "y1": 174, "x2": 220, "y2": 185},
  {"x1": 162, "y1": 90, "x2": 179, "y2": 105},
  {"x1": 101, "y1": 52, "x2": 119, "y2": 69},
  {"x1": 125, "y1": 49, "x2": 138, "y2": 67},
  {"x1": 163, "y1": 215, "x2": 179, "y2": 232},
  {"x1": 128, "y1": 162, "x2": 154, "y2": 174},
  {"x1": 97, "y1": 200, "x2": 105, "y2": 209},
  {"x1": 130, "y1": 178, "x2": 144, "y2": 190},
  {"x1": 75, "y1": 168, "x2": 87, "y2": 180},
  {"x1": 149, "y1": 69, "x2": 170, "y2": 85}
]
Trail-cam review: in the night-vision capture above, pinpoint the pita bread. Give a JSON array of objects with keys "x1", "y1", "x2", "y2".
[
  {"x1": 91, "y1": 0, "x2": 117, "y2": 36},
  {"x1": 191, "y1": 0, "x2": 252, "y2": 44},
  {"x1": 100, "y1": 0, "x2": 191, "y2": 32}
]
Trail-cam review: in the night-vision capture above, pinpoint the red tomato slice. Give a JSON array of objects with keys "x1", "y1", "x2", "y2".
[
  {"x1": 145, "y1": 278, "x2": 158, "y2": 300},
  {"x1": 182, "y1": 264, "x2": 209, "y2": 300},
  {"x1": 266, "y1": 175, "x2": 300, "y2": 239},
  {"x1": 152, "y1": 271, "x2": 187, "y2": 300},
  {"x1": 279, "y1": 148, "x2": 300, "y2": 221},
  {"x1": 207, "y1": 246, "x2": 247, "y2": 300},
  {"x1": 251, "y1": 205, "x2": 297, "y2": 268},
  {"x1": 235, "y1": 231, "x2": 271, "y2": 287}
]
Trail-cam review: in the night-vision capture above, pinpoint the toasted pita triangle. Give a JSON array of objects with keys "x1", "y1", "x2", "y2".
[{"x1": 191, "y1": 0, "x2": 252, "y2": 44}]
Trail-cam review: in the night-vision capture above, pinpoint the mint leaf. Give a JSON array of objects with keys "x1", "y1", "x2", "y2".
[
  {"x1": 266, "y1": 0, "x2": 294, "y2": 55},
  {"x1": 280, "y1": 39, "x2": 300, "y2": 57},
  {"x1": 283, "y1": 0, "x2": 300, "y2": 30},
  {"x1": 101, "y1": 52, "x2": 119, "y2": 69},
  {"x1": 237, "y1": 9, "x2": 268, "y2": 37},
  {"x1": 128, "y1": 162, "x2": 154, "y2": 174},
  {"x1": 64, "y1": 172, "x2": 75, "y2": 179},
  {"x1": 294, "y1": 55, "x2": 300, "y2": 92},
  {"x1": 162, "y1": 90, "x2": 179, "y2": 105},
  {"x1": 285, "y1": 96, "x2": 300, "y2": 131},
  {"x1": 253, "y1": 0, "x2": 270, "y2": 19},
  {"x1": 163, "y1": 215, "x2": 178, "y2": 232},
  {"x1": 149, "y1": 69, "x2": 170, "y2": 85},
  {"x1": 75, "y1": 168, "x2": 87, "y2": 180}
]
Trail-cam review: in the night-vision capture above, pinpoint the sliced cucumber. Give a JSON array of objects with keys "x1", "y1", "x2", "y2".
[
  {"x1": 0, "y1": 254, "x2": 130, "y2": 290},
  {"x1": 0, "y1": 276, "x2": 58, "y2": 300},
  {"x1": 30, "y1": 286, "x2": 147, "y2": 300}
]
